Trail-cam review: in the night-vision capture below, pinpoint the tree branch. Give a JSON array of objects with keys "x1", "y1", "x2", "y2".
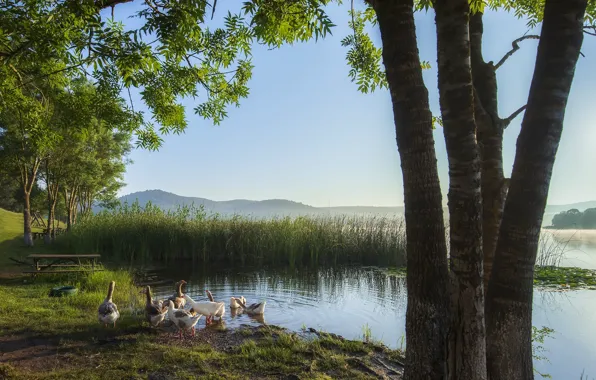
[
  {"x1": 584, "y1": 26, "x2": 596, "y2": 36},
  {"x1": 500, "y1": 104, "x2": 527, "y2": 129},
  {"x1": 94, "y1": 0, "x2": 135, "y2": 10},
  {"x1": 494, "y1": 35, "x2": 540, "y2": 70},
  {"x1": 144, "y1": 0, "x2": 165, "y2": 16},
  {"x1": 211, "y1": 0, "x2": 217, "y2": 20}
]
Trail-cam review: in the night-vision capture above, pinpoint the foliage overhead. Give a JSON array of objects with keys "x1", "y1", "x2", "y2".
[{"x1": 2, "y1": 0, "x2": 594, "y2": 150}]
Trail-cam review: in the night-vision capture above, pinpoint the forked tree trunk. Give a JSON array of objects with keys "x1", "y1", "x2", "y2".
[
  {"x1": 372, "y1": 1, "x2": 450, "y2": 378},
  {"x1": 434, "y1": 0, "x2": 486, "y2": 378},
  {"x1": 469, "y1": 12, "x2": 507, "y2": 290},
  {"x1": 486, "y1": 1, "x2": 588, "y2": 378}
]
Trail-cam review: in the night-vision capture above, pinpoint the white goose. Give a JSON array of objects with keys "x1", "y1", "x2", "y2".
[
  {"x1": 167, "y1": 300, "x2": 202, "y2": 339},
  {"x1": 183, "y1": 294, "x2": 225, "y2": 325},
  {"x1": 230, "y1": 296, "x2": 246, "y2": 309},
  {"x1": 98, "y1": 281, "x2": 120, "y2": 328}
]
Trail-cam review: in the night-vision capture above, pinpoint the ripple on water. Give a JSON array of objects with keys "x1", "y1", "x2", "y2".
[{"x1": 150, "y1": 266, "x2": 407, "y2": 343}]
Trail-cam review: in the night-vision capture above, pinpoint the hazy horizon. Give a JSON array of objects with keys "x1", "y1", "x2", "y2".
[
  {"x1": 119, "y1": 189, "x2": 596, "y2": 209},
  {"x1": 113, "y1": 3, "x2": 596, "y2": 208}
]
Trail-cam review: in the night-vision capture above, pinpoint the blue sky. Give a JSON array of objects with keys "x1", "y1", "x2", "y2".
[{"x1": 114, "y1": 3, "x2": 596, "y2": 207}]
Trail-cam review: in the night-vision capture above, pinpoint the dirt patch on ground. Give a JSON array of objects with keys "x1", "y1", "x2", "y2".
[{"x1": 0, "y1": 324, "x2": 404, "y2": 379}]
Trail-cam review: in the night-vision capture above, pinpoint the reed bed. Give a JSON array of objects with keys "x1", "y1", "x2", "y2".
[{"x1": 64, "y1": 201, "x2": 407, "y2": 267}]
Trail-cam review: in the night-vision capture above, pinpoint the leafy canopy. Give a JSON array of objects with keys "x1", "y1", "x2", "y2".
[{"x1": 2, "y1": 0, "x2": 594, "y2": 150}]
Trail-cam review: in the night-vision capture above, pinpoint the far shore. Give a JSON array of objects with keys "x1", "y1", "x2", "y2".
[{"x1": 543, "y1": 228, "x2": 596, "y2": 244}]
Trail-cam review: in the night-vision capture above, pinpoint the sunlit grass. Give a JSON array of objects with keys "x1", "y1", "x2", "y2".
[{"x1": 0, "y1": 269, "x2": 142, "y2": 337}]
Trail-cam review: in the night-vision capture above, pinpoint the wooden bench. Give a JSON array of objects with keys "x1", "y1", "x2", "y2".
[{"x1": 23, "y1": 254, "x2": 102, "y2": 277}]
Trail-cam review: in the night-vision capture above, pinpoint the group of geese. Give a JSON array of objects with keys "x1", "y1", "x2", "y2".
[{"x1": 98, "y1": 280, "x2": 266, "y2": 339}]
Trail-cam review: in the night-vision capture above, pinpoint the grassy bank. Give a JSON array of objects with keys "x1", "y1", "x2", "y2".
[
  {"x1": 63, "y1": 202, "x2": 407, "y2": 267},
  {"x1": 0, "y1": 207, "x2": 406, "y2": 379},
  {"x1": 0, "y1": 208, "x2": 65, "y2": 270},
  {"x1": 0, "y1": 269, "x2": 405, "y2": 379}
]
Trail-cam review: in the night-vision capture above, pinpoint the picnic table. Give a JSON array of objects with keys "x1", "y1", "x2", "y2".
[
  {"x1": 21, "y1": 254, "x2": 102, "y2": 276},
  {"x1": 31, "y1": 228, "x2": 66, "y2": 240}
]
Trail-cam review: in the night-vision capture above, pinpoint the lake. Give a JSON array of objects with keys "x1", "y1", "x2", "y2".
[
  {"x1": 550, "y1": 229, "x2": 596, "y2": 269},
  {"x1": 150, "y1": 229, "x2": 596, "y2": 379}
]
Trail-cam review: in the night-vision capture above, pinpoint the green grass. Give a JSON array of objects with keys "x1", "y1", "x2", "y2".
[
  {"x1": 62, "y1": 201, "x2": 407, "y2": 268},
  {"x1": 0, "y1": 207, "x2": 405, "y2": 379},
  {"x1": 0, "y1": 270, "x2": 405, "y2": 379},
  {"x1": 0, "y1": 208, "x2": 66, "y2": 270},
  {"x1": 0, "y1": 270, "x2": 142, "y2": 337}
]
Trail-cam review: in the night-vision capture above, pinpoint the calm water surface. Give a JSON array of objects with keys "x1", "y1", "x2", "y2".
[
  {"x1": 150, "y1": 231, "x2": 596, "y2": 379},
  {"x1": 552, "y1": 229, "x2": 596, "y2": 269}
]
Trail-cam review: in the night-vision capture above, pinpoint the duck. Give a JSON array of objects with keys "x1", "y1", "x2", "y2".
[
  {"x1": 183, "y1": 294, "x2": 225, "y2": 325},
  {"x1": 167, "y1": 280, "x2": 187, "y2": 308},
  {"x1": 242, "y1": 300, "x2": 266, "y2": 316},
  {"x1": 142, "y1": 285, "x2": 167, "y2": 327},
  {"x1": 167, "y1": 300, "x2": 202, "y2": 339},
  {"x1": 98, "y1": 281, "x2": 120, "y2": 328},
  {"x1": 230, "y1": 296, "x2": 246, "y2": 309}
]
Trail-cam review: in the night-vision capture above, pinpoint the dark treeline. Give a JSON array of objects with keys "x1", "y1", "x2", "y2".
[{"x1": 551, "y1": 208, "x2": 596, "y2": 229}]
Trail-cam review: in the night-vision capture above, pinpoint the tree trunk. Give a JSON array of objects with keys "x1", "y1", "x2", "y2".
[
  {"x1": 64, "y1": 188, "x2": 73, "y2": 231},
  {"x1": 20, "y1": 161, "x2": 40, "y2": 247},
  {"x1": 486, "y1": 1, "x2": 587, "y2": 379},
  {"x1": 45, "y1": 190, "x2": 58, "y2": 243},
  {"x1": 45, "y1": 189, "x2": 52, "y2": 245},
  {"x1": 23, "y1": 191, "x2": 33, "y2": 246},
  {"x1": 434, "y1": 1, "x2": 486, "y2": 379},
  {"x1": 469, "y1": 12, "x2": 507, "y2": 290},
  {"x1": 373, "y1": 1, "x2": 450, "y2": 379}
]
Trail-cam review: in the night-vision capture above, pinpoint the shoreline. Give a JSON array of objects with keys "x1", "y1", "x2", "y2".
[{"x1": 0, "y1": 321, "x2": 405, "y2": 379}]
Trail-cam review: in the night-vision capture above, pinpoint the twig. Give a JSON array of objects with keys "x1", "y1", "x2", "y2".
[
  {"x1": 501, "y1": 104, "x2": 527, "y2": 129},
  {"x1": 351, "y1": 0, "x2": 357, "y2": 43},
  {"x1": 127, "y1": 87, "x2": 135, "y2": 112},
  {"x1": 211, "y1": 0, "x2": 217, "y2": 20},
  {"x1": 584, "y1": 25, "x2": 596, "y2": 36},
  {"x1": 145, "y1": 0, "x2": 165, "y2": 16},
  {"x1": 494, "y1": 35, "x2": 540, "y2": 70}
]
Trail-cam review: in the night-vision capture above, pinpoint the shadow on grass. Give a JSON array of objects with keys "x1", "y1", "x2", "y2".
[{"x1": 0, "y1": 235, "x2": 66, "y2": 273}]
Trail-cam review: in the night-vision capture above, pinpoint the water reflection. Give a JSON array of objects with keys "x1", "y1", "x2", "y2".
[
  {"x1": 152, "y1": 266, "x2": 408, "y2": 345},
  {"x1": 150, "y1": 265, "x2": 594, "y2": 378}
]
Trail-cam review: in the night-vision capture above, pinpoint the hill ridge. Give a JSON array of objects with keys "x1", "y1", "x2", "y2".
[{"x1": 102, "y1": 189, "x2": 596, "y2": 225}]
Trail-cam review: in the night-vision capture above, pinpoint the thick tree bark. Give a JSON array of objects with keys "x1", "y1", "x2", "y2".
[
  {"x1": 486, "y1": 1, "x2": 588, "y2": 379},
  {"x1": 372, "y1": 1, "x2": 450, "y2": 379},
  {"x1": 469, "y1": 12, "x2": 507, "y2": 290},
  {"x1": 434, "y1": 1, "x2": 486, "y2": 379}
]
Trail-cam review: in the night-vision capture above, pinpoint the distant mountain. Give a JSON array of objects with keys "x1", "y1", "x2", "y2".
[
  {"x1": 95, "y1": 189, "x2": 404, "y2": 218},
  {"x1": 98, "y1": 189, "x2": 596, "y2": 225}
]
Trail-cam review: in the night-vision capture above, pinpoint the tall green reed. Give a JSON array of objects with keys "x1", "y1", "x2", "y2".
[{"x1": 63, "y1": 201, "x2": 407, "y2": 268}]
